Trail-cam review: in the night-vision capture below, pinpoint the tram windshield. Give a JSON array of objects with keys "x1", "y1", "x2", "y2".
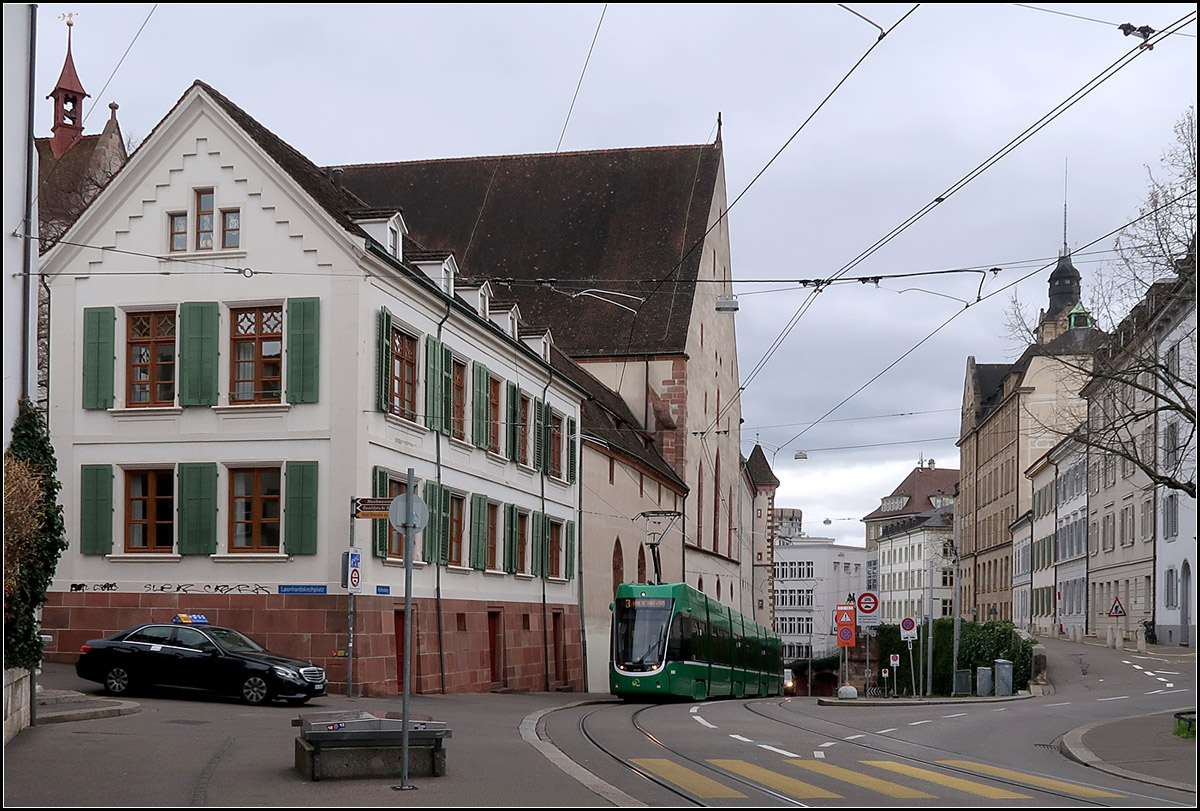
[{"x1": 613, "y1": 596, "x2": 675, "y2": 671}]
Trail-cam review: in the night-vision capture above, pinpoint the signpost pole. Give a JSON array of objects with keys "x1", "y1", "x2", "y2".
[
  {"x1": 401, "y1": 469, "x2": 415, "y2": 791},
  {"x1": 907, "y1": 640, "x2": 916, "y2": 698},
  {"x1": 348, "y1": 498, "x2": 355, "y2": 698}
]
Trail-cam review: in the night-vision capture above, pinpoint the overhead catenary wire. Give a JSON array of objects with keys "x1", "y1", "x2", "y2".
[{"x1": 701, "y1": 11, "x2": 1197, "y2": 440}]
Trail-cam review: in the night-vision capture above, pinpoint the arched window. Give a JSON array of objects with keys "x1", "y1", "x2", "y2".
[
  {"x1": 612, "y1": 539, "x2": 624, "y2": 597},
  {"x1": 637, "y1": 544, "x2": 647, "y2": 583},
  {"x1": 712, "y1": 451, "x2": 721, "y2": 552},
  {"x1": 717, "y1": 579, "x2": 722, "y2": 601},
  {"x1": 696, "y1": 461, "x2": 704, "y2": 548},
  {"x1": 698, "y1": 576, "x2": 705, "y2": 594}
]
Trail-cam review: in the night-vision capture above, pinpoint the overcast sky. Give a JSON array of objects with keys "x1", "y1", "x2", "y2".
[{"x1": 32, "y1": 4, "x2": 1197, "y2": 546}]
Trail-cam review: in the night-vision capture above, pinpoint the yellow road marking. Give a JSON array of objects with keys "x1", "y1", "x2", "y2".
[
  {"x1": 708, "y1": 759, "x2": 842, "y2": 798},
  {"x1": 937, "y1": 760, "x2": 1124, "y2": 797},
  {"x1": 862, "y1": 760, "x2": 1031, "y2": 798},
  {"x1": 788, "y1": 760, "x2": 937, "y2": 798},
  {"x1": 630, "y1": 758, "x2": 746, "y2": 798}
]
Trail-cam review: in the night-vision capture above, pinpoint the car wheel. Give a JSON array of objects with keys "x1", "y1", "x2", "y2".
[
  {"x1": 104, "y1": 666, "x2": 132, "y2": 695},
  {"x1": 241, "y1": 675, "x2": 272, "y2": 705}
]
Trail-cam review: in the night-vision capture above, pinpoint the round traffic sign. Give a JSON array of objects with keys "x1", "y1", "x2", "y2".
[
  {"x1": 839, "y1": 627, "x2": 854, "y2": 641},
  {"x1": 900, "y1": 617, "x2": 916, "y2": 631},
  {"x1": 349, "y1": 568, "x2": 360, "y2": 588},
  {"x1": 857, "y1": 592, "x2": 878, "y2": 614}
]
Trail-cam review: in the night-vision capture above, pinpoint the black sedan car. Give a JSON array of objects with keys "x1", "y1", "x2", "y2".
[{"x1": 75, "y1": 619, "x2": 327, "y2": 706}]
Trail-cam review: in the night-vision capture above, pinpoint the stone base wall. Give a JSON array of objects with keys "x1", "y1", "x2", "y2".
[
  {"x1": 4, "y1": 668, "x2": 32, "y2": 745},
  {"x1": 40, "y1": 591, "x2": 582, "y2": 696}
]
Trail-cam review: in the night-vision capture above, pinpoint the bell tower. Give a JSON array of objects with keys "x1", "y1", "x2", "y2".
[{"x1": 47, "y1": 14, "x2": 90, "y2": 159}]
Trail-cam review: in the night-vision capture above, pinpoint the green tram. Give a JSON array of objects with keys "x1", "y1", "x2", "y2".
[{"x1": 610, "y1": 582, "x2": 783, "y2": 701}]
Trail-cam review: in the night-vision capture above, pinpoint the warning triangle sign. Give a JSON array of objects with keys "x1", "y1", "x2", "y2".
[
  {"x1": 838, "y1": 611, "x2": 854, "y2": 624},
  {"x1": 1108, "y1": 597, "x2": 1127, "y2": 617}
]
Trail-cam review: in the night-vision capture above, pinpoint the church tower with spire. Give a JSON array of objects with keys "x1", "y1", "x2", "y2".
[{"x1": 47, "y1": 14, "x2": 89, "y2": 159}]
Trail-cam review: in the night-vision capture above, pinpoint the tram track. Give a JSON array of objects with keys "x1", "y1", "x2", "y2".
[{"x1": 577, "y1": 702, "x2": 810, "y2": 807}]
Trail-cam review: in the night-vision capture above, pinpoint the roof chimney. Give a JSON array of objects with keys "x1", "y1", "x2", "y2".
[{"x1": 329, "y1": 167, "x2": 344, "y2": 188}]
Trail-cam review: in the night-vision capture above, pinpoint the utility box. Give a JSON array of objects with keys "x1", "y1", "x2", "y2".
[
  {"x1": 976, "y1": 666, "x2": 993, "y2": 697},
  {"x1": 953, "y1": 669, "x2": 972, "y2": 696},
  {"x1": 994, "y1": 659, "x2": 1013, "y2": 696}
]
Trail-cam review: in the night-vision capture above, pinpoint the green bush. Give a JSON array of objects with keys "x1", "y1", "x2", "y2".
[
  {"x1": 4, "y1": 400, "x2": 67, "y2": 671},
  {"x1": 872, "y1": 619, "x2": 1033, "y2": 696}
]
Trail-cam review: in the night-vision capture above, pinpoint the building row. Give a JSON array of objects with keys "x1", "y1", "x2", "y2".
[{"x1": 13, "y1": 21, "x2": 782, "y2": 696}]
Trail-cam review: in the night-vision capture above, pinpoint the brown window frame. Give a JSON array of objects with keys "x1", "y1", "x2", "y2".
[
  {"x1": 549, "y1": 521, "x2": 562, "y2": 578},
  {"x1": 230, "y1": 306, "x2": 283, "y2": 404},
  {"x1": 487, "y1": 376, "x2": 502, "y2": 454},
  {"x1": 390, "y1": 329, "x2": 419, "y2": 421},
  {"x1": 221, "y1": 209, "x2": 241, "y2": 249},
  {"x1": 517, "y1": 395, "x2": 530, "y2": 466},
  {"x1": 550, "y1": 413, "x2": 564, "y2": 479},
  {"x1": 125, "y1": 469, "x2": 174, "y2": 552},
  {"x1": 448, "y1": 494, "x2": 465, "y2": 566},
  {"x1": 451, "y1": 358, "x2": 467, "y2": 440},
  {"x1": 196, "y1": 189, "x2": 215, "y2": 251},
  {"x1": 229, "y1": 467, "x2": 281, "y2": 552},
  {"x1": 127, "y1": 311, "x2": 176, "y2": 407},
  {"x1": 169, "y1": 213, "x2": 188, "y2": 252},
  {"x1": 516, "y1": 511, "x2": 528, "y2": 574}
]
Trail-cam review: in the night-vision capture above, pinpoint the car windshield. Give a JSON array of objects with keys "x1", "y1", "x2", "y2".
[{"x1": 205, "y1": 627, "x2": 267, "y2": 653}]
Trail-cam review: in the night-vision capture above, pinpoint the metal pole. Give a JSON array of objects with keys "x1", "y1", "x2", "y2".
[
  {"x1": 399, "y1": 469, "x2": 416, "y2": 791},
  {"x1": 908, "y1": 640, "x2": 916, "y2": 697},
  {"x1": 348, "y1": 498, "x2": 355, "y2": 698}
]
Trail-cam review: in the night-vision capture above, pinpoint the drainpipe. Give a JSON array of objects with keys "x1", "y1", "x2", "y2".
[
  {"x1": 434, "y1": 298, "x2": 451, "y2": 693},
  {"x1": 23, "y1": 4, "x2": 38, "y2": 727}
]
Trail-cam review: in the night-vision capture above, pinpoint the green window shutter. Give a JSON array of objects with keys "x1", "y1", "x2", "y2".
[
  {"x1": 423, "y1": 482, "x2": 439, "y2": 562},
  {"x1": 80, "y1": 464, "x2": 113, "y2": 554},
  {"x1": 565, "y1": 520, "x2": 576, "y2": 581},
  {"x1": 440, "y1": 344, "x2": 453, "y2": 435},
  {"x1": 439, "y1": 486, "x2": 451, "y2": 564},
  {"x1": 82, "y1": 308, "x2": 115, "y2": 410},
  {"x1": 470, "y1": 493, "x2": 488, "y2": 570},
  {"x1": 286, "y1": 298, "x2": 320, "y2": 404},
  {"x1": 472, "y1": 363, "x2": 488, "y2": 449},
  {"x1": 285, "y1": 461, "x2": 319, "y2": 555},
  {"x1": 425, "y1": 335, "x2": 441, "y2": 430},
  {"x1": 542, "y1": 402, "x2": 554, "y2": 475},
  {"x1": 373, "y1": 466, "x2": 389, "y2": 557},
  {"x1": 179, "y1": 302, "x2": 219, "y2": 406},
  {"x1": 506, "y1": 382, "x2": 519, "y2": 461},
  {"x1": 567, "y1": 416, "x2": 577, "y2": 483},
  {"x1": 533, "y1": 398, "x2": 545, "y2": 471},
  {"x1": 503, "y1": 503, "x2": 517, "y2": 573},
  {"x1": 377, "y1": 307, "x2": 393, "y2": 413},
  {"x1": 531, "y1": 512, "x2": 543, "y2": 577},
  {"x1": 178, "y1": 462, "x2": 218, "y2": 555}
]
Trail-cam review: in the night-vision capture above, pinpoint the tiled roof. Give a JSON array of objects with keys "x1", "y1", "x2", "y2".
[
  {"x1": 862, "y1": 466, "x2": 959, "y2": 522},
  {"x1": 331, "y1": 143, "x2": 723, "y2": 357},
  {"x1": 745, "y1": 444, "x2": 780, "y2": 488}
]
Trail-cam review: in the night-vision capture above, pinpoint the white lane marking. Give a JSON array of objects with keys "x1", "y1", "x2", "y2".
[
  {"x1": 991, "y1": 708, "x2": 1007, "y2": 712},
  {"x1": 730, "y1": 734, "x2": 753, "y2": 742},
  {"x1": 689, "y1": 706, "x2": 699, "y2": 713},
  {"x1": 1045, "y1": 702, "x2": 1071, "y2": 706},
  {"x1": 694, "y1": 715, "x2": 717, "y2": 728},
  {"x1": 814, "y1": 751, "x2": 826, "y2": 759},
  {"x1": 820, "y1": 742, "x2": 837, "y2": 747},
  {"x1": 942, "y1": 712, "x2": 968, "y2": 718},
  {"x1": 1162, "y1": 689, "x2": 1188, "y2": 695},
  {"x1": 908, "y1": 720, "x2": 932, "y2": 726},
  {"x1": 760, "y1": 745, "x2": 800, "y2": 757},
  {"x1": 845, "y1": 734, "x2": 865, "y2": 740},
  {"x1": 1147, "y1": 690, "x2": 1165, "y2": 695},
  {"x1": 877, "y1": 728, "x2": 897, "y2": 734},
  {"x1": 1158, "y1": 677, "x2": 1169, "y2": 682},
  {"x1": 1097, "y1": 696, "x2": 1129, "y2": 701}
]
